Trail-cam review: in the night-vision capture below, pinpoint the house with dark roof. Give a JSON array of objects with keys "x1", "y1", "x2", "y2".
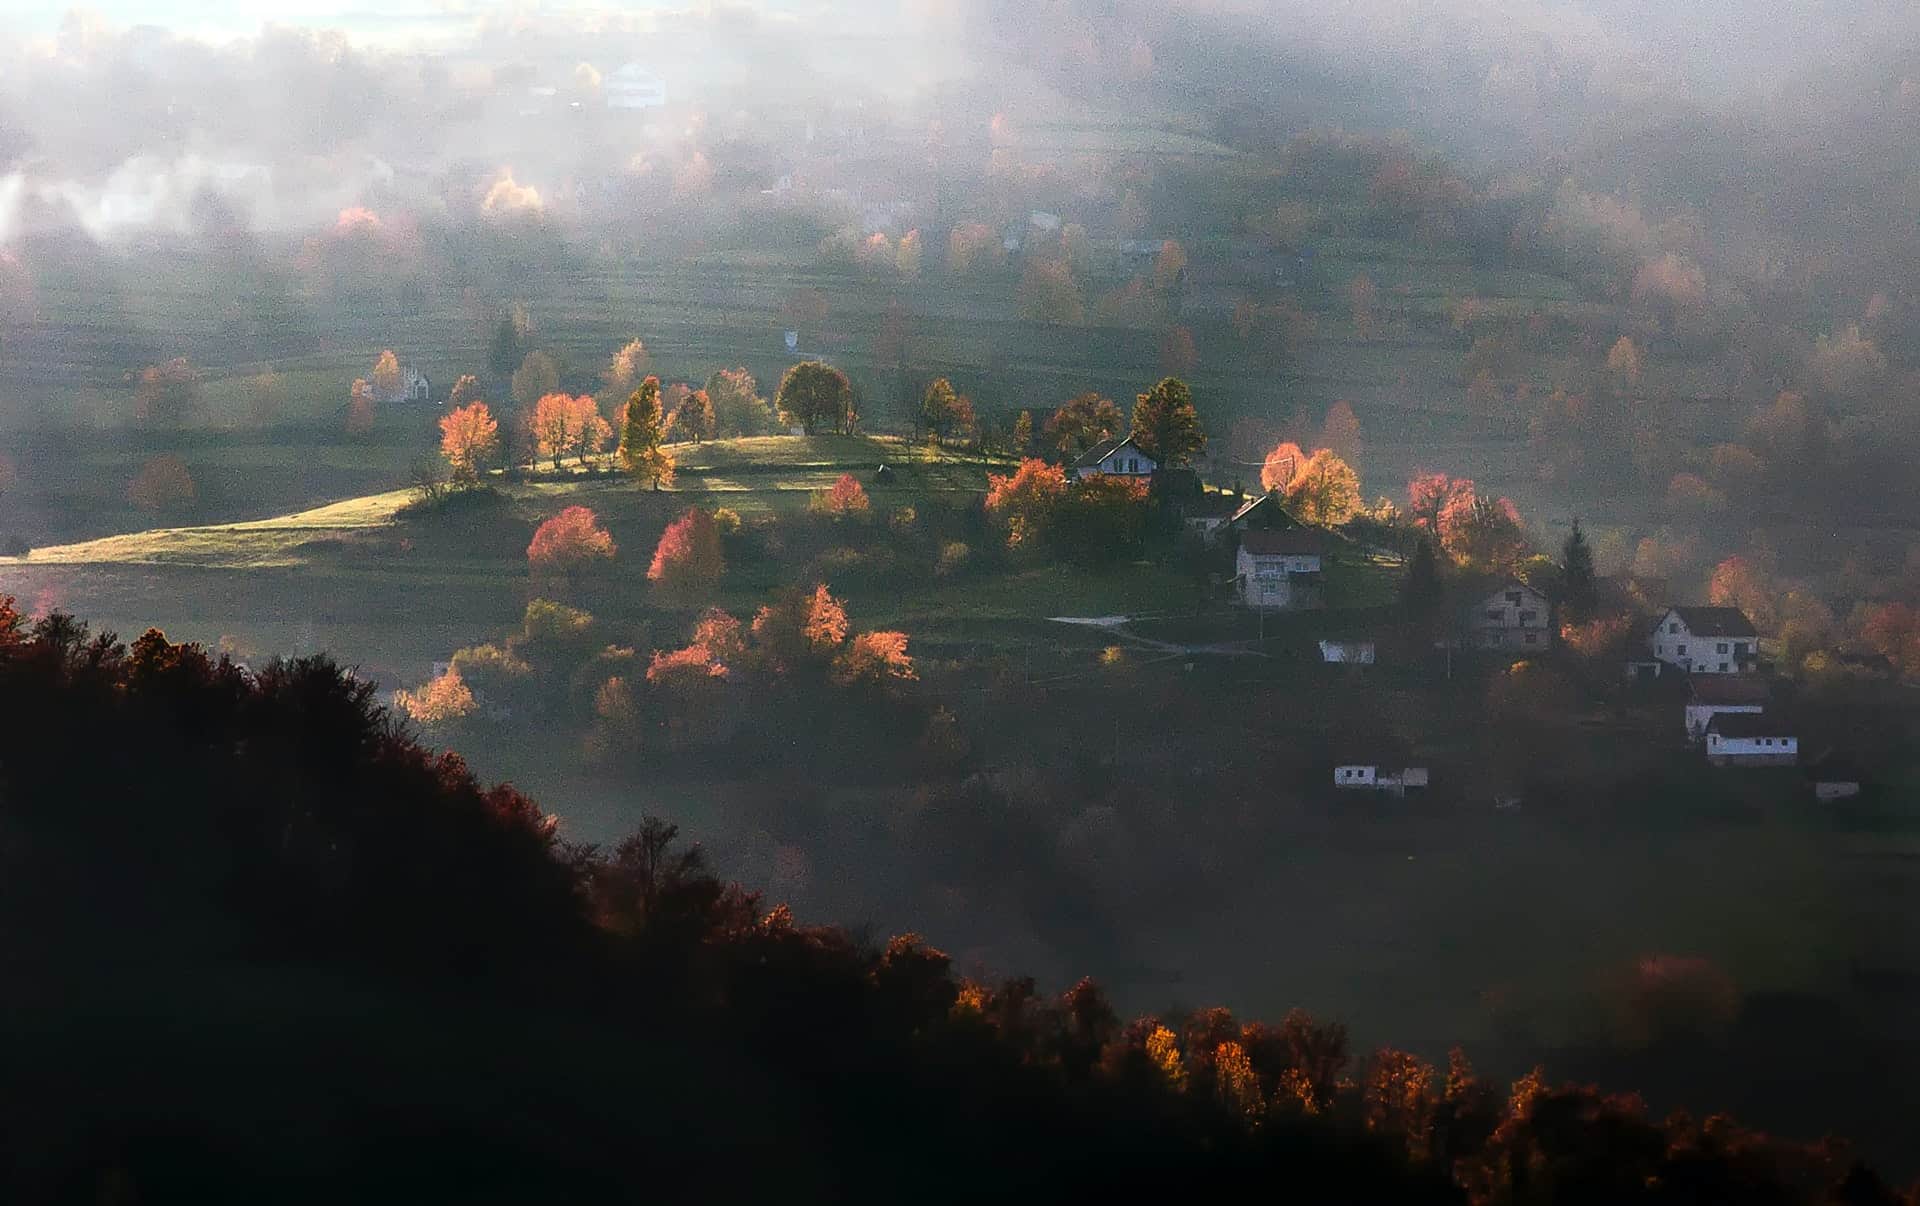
[
  {"x1": 1684, "y1": 675, "x2": 1771, "y2": 742},
  {"x1": 1705, "y1": 713, "x2": 1797, "y2": 766},
  {"x1": 1649, "y1": 606, "x2": 1759, "y2": 675},
  {"x1": 1463, "y1": 581, "x2": 1552, "y2": 652},
  {"x1": 1071, "y1": 436, "x2": 1156, "y2": 480},
  {"x1": 1235, "y1": 528, "x2": 1327, "y2": 610},
  {"x1": 1220, "y1": 491, "x2": 1303, "y2": 535}
]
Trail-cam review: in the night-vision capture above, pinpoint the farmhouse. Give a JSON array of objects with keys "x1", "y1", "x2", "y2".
[
  {"x1": 1236, "y1": 528, "x2": 1326, "y2": 611},
  {"x1": 1318, "y1": 638, "x2": 1376, "y2": 664},
  {"x1": 1176, "y1": 490, "x2": 1240, "y2": 543},
  {"x1": 1333, "y1": 765, "x2": 1429, "y2": 796},
  {"x1": 1684, "y1": 676, "x2": 1770, "y2": 742},
  {"x1": 1072, "y1": 436, "x2": 1156, "y2": 479},
  {"x1": 1649, "y1": 606, "x2": 1759, "y2": 675},
  {"x1": 1705, "y1": 714, "x2": 1797, "y2": 767},
  {"x1": 374, "y1": 366, "x2": 431, "y2": 405},
  {"x1": 1220, "y1": 491, "x2": 1301, "y2": 535},
  {"x1": 1464, "y1": 581, "x2": 1552, "y2": 652}
]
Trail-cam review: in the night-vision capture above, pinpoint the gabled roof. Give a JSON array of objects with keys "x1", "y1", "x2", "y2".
[
  {"x1": 1707, "y1": 713, "x2": 1793, "y2": 739},
  {"x1": 1688, "y1": 676, "x2": 1771, "y2": 706},
  {"x1": 1661, "y1": 606, "x2": 1758, "y2": 638},
  {"x1": 1241, "y1": 528, "x2": 1328, "y2": 557},
  {"x1": 1474, "y1": 579, "x2": 1548, "y2": 606},
  {"x1": 1225, "y1": 492, "x2": 1302, "y2": 528},
  {"x1": 1071, "y1": 435, "x2": 1147, "y2": 469},
  {"x1": 1181, "y1": 491, "x2": 1242, "y2": 518}
]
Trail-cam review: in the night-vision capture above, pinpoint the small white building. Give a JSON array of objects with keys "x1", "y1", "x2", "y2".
[
  {"x1": 1319, "y1": 638, "x2": 1376, "y2": 665},
  {"x1": 374, "y1": 367, "x2": 431, "y2": 405},
  {"x1": 1334, "y1": 765, "x2": 1428, "y2": 796},
  {"x1": 1650, "y1": 606, "x2": 1759, "y2": 675},
  {"x1": 1465, "y1": 581, "x2": 1552, "y2": 652},
  {"x1": 1071, "y1": 435, "x2": 1157, "y2": 480},
  {"x1": 1705, "y1": 714, "x2": 1797, "y2": 767},
  {"x1": 605, "y1": 64, "x2": 667, "y2": 110},
  {"x1": 1237, "y1": 529, "x2": 1326, "y2": 611},
  {"x1": 1684, "y1": 676, "x2": 1769, "y2": 742}
]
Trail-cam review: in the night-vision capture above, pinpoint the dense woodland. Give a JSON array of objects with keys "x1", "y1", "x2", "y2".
[{"x1": 0, "y1": 606, "x2": 1909, "y2": 1204}]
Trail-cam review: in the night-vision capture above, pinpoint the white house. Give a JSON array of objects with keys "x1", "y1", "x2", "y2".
[
  {"x1": 1236, "y1": 529, "x2": 1326, "y2": 611},
  {"x1": 1705, "y1": 714, "x2": 1797, "y2": 767},
  {"x1": 1465, "y1": 581, "x2": 1552, "y2": 652},
  {"x1": 1071, "y1": 436, "x2": 1157, "y2": 480},
  {"x1": 1649, "y1": 606, "x2": 1759, "y2": 675},
  {"x1": 1319, "y1": 638, "x2": 1376, "y2": 664},
  {"x1": 1684, "y1": 676, "x2": 1769, "y2": 742},
  {"x1": 1334, "y1": 765, "x2": 1428, "y2": 796},
  {"x1": 605, "y1": 64, "x2": 667, "y2": 110}
]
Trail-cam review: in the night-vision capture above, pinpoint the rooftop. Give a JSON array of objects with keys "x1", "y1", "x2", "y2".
[
  {"x1": 1664, "y1": 606, "x2": 1759, "y2": 638},
  {"x1": 1688, "y1": 676, "x2": 1772, "y2": 706},
  {"x1": 1070, "y1": 435, "x2": 1143, "y2": 469},
  {"x1": 1707, "y1": 713, "x2": 1793, "y2": 739},
  {"x1": 1241, "y1": 528, "x2": 1328, "y2": 557}
]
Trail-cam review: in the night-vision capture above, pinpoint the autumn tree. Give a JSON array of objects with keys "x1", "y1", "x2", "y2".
[
  {"x1": 647, "y1": 508, "x2": 726, "y2": 598},
  {"x1": 372, "y1": 349, "x2": 402, "y2": 399},
  {"x1": 532, "y1": 393, "x2": 580, "y2": 470},
  {"x1": 1320, "y1": 401, "x2": 1362, "y2": 460},
  {"x1": 919, "y1": 378, "x2": 975, "y2": 444},
  {"x1": 1284, "y1": 448, "x2": 1362, "y2": 525},
  {"x1": 751, "y1": 583, "x2": 849, "y2": 671},
  {"x1": 605, "y1": 338, "x2": 650, "y2": 398},
  {"x1": 393, "y1": 668, "x2": 476, "y2": 727},
  {"x1": 134, "y1": 357, "x2": 201, "y2": 425},
  {"x1": 346, "y1": 379, "x2": 376, "y2": 433},
  {"x1": 439, "y1": 402, "x2": 500, "y2": 482},
  {"x1": 1443, "y1": 494, "x2": 1528, "y2": 570},
  {"x1": 946, "y1": 223, "x2": 1000, "y2": 275},
  {"x1": 1152, "y1": 239, "x2": 1188, "y2": 291},
  {"x1": 812, "y1": 473, "x2": 871, "y2": 519},
  {"x1": 775, "y1": 360, "x2": 855, "y2": 435},
  {"x1": 705, "y1": 368, "x2": 773, "y2": 436},
  {"x1": 241, "y1": 369, "x2": 284, "y2": 426},
  {"x1": 1707, "y1": 555, "x2": 1777, "y2": 630},
  {"x1": 1260, "y1": 440, "x2": 1306, "y2": 493},
  {"x1": 1017, "y1": 259, "x2": 1084, "y2": 325},
  {"x1": 1129, "y1": 377, "x2": 1205, "y2": 467},
  {"x1": 448, "y1": 374, "x2": 482, "y2": 410},
  {"x1": 512, "y1": 350, "x2": 560, "y2": 409},
  {"x1": 1406, "y1": 471, "x2": 1475, "y2": 536},
  {"x1": 1051, "y1": 474, "x2": 1150, "y2": 561},
  {"x1": 896, "y1": 229, "x2": 923, "y2": 277},
  {"x1": 668, "y1": 388, "x2": 716, "y2": 444},
  {"x1": 1045, "y1": 392, "x2": 1122, "y2": 456},
  {"x1": 527, "y1": 505, "x2": 616, "y2": 573},
  {"x1": 832, "y1": 630, "x2": 917, "y2": 687},
  {"x1": 618, "y1": 377, "x2": 673, "y2": 489},
  {"x1": 127, "y1": 455, "x2": 197, "y2": 512},
  {"x1": 1606, "y1": 336, "x2": 1642, "y2": 388},
  {"x1": 984, "y1": 457, "x2": 1067, "y2": 548}
]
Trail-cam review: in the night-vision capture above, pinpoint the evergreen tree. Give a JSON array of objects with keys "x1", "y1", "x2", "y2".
[
  {"x1": 1130, "y1": 376, "x2": 1205, "y2": 466},
  {"x1": 1561, "y1": 519, "x2": 1597, "y2": 621},
  {"x1": 1403, "y1": 534, "x2": 1442, "y2": 619},
  {"x1": 618, "y1": 376, "x2": 674, "y2": 489}
]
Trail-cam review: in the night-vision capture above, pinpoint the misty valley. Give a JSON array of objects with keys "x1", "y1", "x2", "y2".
[{"x1": 0, "y1": 3, "x2": 1917, "y2": 1202}]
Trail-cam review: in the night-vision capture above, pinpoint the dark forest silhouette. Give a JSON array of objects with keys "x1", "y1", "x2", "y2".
[{"x1": 0, "y1": 596, "x2": 1906, "y2": 1204}]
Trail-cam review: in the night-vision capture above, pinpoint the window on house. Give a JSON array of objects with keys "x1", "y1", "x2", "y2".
[
  {"x1": 1719, "y1": 663, "x2": 1728, "y2": 672},
  {"x1": 1506, "y1": 591, "x2": 1522, "y2": 604},
  {"x1": 1669, "y1": 622, "x2": 1681, "y2": 634},
  {"x1": 1484, "y1": 609, "x2": 1503, "y2": 621},
  {"x1": 1677, "y1": 644, "x2": 1687, "y2": 655},
  {"x1": 1717, "y1": 643, "x2": 1729, "y2": 654},
  {"x1": 1519, "y1": 610, "x2": 1536, "y2": 624}
]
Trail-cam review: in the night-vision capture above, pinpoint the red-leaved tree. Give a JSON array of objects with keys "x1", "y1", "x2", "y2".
[
  {"x1": 647, "y1": 508, "x2": 725, "y2": 597},
  {"x1": 527, "y1": 506, "x2": 616, "y2": 573}
]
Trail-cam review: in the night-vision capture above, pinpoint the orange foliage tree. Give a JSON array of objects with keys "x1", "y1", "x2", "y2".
[
  {"x1": 531, "y1": 393, "x2": 612, "y2": 470},
  {"x1": 527, "y1": 506, "x2": 616, "y2": 573},
  {"x1": 127, "y1": 455, "x2": 196, "y2": 512},
  {"x1": 984, "y1": 458, "x2": 1068, "y2": 548},
  {"x1": 751, "y1": 584, "x2": 849, "y2": 671},
  {"x1": 1153, "y1": 240, "x2": 1188, "y2": 291},
  {"x1": 1406, "y1": 471, "x2": 1475, "y2": 536},
  {"x1": 1284, "y1": 448, "x2": 1362, "y2": 526},
  {"x1": 346, "y1": 379, "x2": 376, "y2": 434},
  {"x1": 1260, "y1": 440, "x2": 1306, "y2": 493},
  {"x1": 133, "y1": 357, "x2": 200, "y2": 425},
  {"x1": 1441, "y1": 491, "x2": 1528, "y2": 570},
  {"x1": 1707, "y1": 555, "x2": 1776, "y2": 630},
  {"x1": 668, "y1": 389, "x2": 716, "y2": 444},
  {"x1": 812, "y1": 473, "x2": 871, "y2": 519},
  {"x1": 439, "y1": 402, "x2": 500, "y2": 482},
  {"x1": 832, "y1": 631, "x2": 917, "y2": 687},
  {"x1": 647, "y1": 508, "x2": 726, "y2": 597},
  {"x1": 372, "y1": 349, "x2": 402, "y2": 399},
  {"x1": 1044, "y1": 392, "x2": 1122, "y2": 456},
  {"x1": 394, "y1": 668, "x2": 475, "y2": 726}
]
